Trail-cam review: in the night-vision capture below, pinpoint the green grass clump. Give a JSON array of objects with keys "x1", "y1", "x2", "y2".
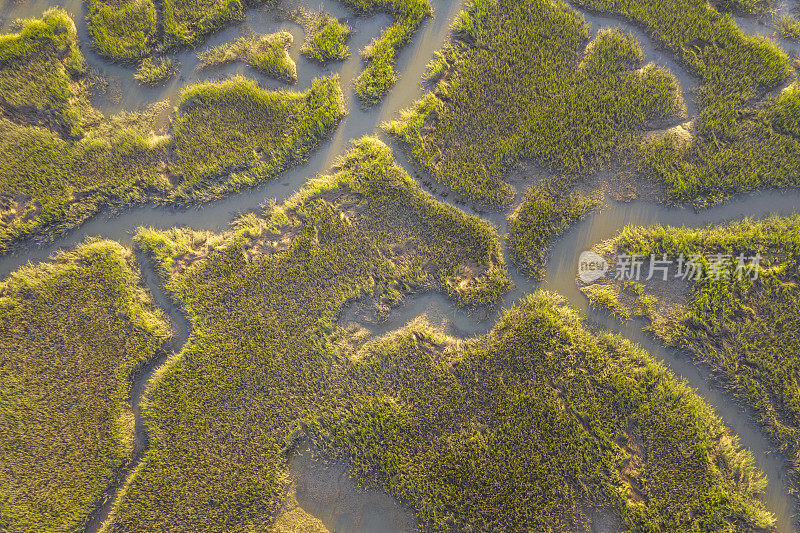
[
  {"x1": 101, "y1": 137, "x2": 507, "y2": 531},
  {"x1": 776, "y1": 14, "x2": 800, "y2": 40},
  {"x1": 163, "y1": 0, "x2": 247, "y2": 47},
  {"x1": 508, "y1": 181, "x2": 598, "y2": 278},
  {"x1": 769, "y1": 81, "x2": 800, "y2": 136},
  {"x1": 87, "y1": 0, "x2": 157, "y2": 60},
  {"x1": 586, "y1": 284, "x2": 633, "y2": 320},
  {"x1": 0, "y1": 8, "x2": 89, "y2": 139},
  {"x1": 386, "y1": 0, "x2": 684, "y2": 205},
  {"x1": 134, "y1": 57, "x2": 178, "y2": 85},
  {"x1": 588, "y1": 216, "x2": 800, "y2": 496},
  {"x1": 0, "y1": 239, "x2": 171, "y2": 532},
  {"x1": 716, "y1": 0, "x2": 775, "y2": 15},
  {"x1": 341, "y1": 0, "x2": 433, "y2": 106},
  {"x1": 198, "y1": 32, "x2": 297, "y2": 83},
  {"x1": 305, "y1": 291, "x2": 774, "y2": 531},
  {"x1": 300, "y1": 14, "x2": 352, "y2": 64},
  {"x1": 169, "y1": 75, "x2": 344, "y2": 200}
]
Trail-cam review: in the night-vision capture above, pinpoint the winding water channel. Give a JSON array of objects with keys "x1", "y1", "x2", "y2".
[{"x1": 2, "y1": 0, "x2": 799, "y2": 530}]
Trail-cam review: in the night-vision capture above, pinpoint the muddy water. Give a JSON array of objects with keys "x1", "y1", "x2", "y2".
[
  {"x1": 2, "y1": 0, "x2": 800, "y2": 531},
  {"x1": 286, "y1": 444, "x2": 420, "y2": 532}
]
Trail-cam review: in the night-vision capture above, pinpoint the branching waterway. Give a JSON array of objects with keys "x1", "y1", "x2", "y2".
[{"x1": 2, "y1": 0, "x2": 799, "y2": 530}]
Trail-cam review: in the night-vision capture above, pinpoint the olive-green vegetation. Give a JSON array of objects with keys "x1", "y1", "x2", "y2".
[
  {"x1": 716, "y1": 0, "x2": 774, "y2": 15},
  {"x1": 508, "y1": 182, "x2": 598, "y2": 278},
  {"x1": 0, "y1": 110, "x2": 170, "y2": 253},
  {"x1": 198, "y1": 32, "x2": 297, "y2": 83},
  {"x1": 300, "y1": 14, "x2": 352, "y2": 64},
  {"x1": 0, "y1": 11, "x2": 347, "y2": 253},
  {"x1": 386, "y1": 0, "x2": 684, "y2": 205},
  {"x1": 586, "y1": 283, "x2": 635, "y2": 320},
  {"x1": 134, "y1": 57, "x2": 178, "y2": 85},
  {"x1": 0, "y1": 10, "x2": 167, "y2": 251},
  {"x1": 102, "y1": 137, "x2": 508, "y2": 531},
  {"x1": 586, "y1": 216, "x2": 800, "y2": 496},
  {"x1": 641, "y1": 84, "x2": 800, "y2": 205},
  {"x1": 769, "y1": 81, "x2": 800, "y2": 136},
  {"x1": 776, "y1": 14, "x2": 800, "y2": 40},
  {"x1": 0, "y1": 8, "x2": 89, "y2": 139},
  {"x1": 87, "y1": 0, "x2": 157, "y2": 60},
  {"x1": 169, "y1": 75, "x2": 344, "y2": 200},
  {"x1": 305, "y1": 291, "x2": 774, "y2": 531},
  {"x1": 572, "y1": 0, "x2": 798, "y2": 205},
  {"x1": 163, "y1": 0, "x2": 246, "y2": 47},
  {"x1": 0, "y1": 240, "x2": 171, "y2": 532},
  {"x1": 341, "y1": 0, "x2": 433, "y2": 106}
]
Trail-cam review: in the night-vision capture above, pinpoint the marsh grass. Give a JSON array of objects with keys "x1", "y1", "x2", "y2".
[
  {"x1": 102, "y1": 137, "x2": 508, "y2": 531},
  {"x1": 340, "y1": 0, "x2": 433, "y2": 106},
  {"x1": 134, "y1": 57, "x2": 178, "y2": 85},
  {"x1": 87, "y1": 0, "x2": 157, "y2": 60},
  {"x1": 169, "y1": 74, "x2": 344, "y2": 200},
  {"x1": 0, "y1": 10, "x2": 347, "y2": 253},
  {"x1": 588, "y1": 216, "x2": 800, "y2": 497},
  {"x1": 305, "y1": 291, "x2": 775, "y2": 531},
  {"x1": 0, "y1": 112, "x2": 170, "y2": 253},
  {"x1": 508, "y1": 180, "x2": 598, "y2": 278},
  {"x1": 717, "y1": 0, "x2": 775, "y2": 15},
  {"x1": 640, "y1": 86, "x2": 800, "y2": 205},
  {"x1": 386, "y1": 0, "x2": 685, "y2": 205},
  {"x1": 0, "y1": 8, "x2": 89, "y2": 139},
  {"x1": 769, "y1": 81, "x2": 800, "y2": 136},
  {"x1": 572, "y1": 0, "x2": 799, "y2": 204},
  {"x1": 300, "y1": 13, "x2": 352, "y2": 64},
  {"x1": 163, "y1": 0, "x2": 246, "y2": 47},
  {"x1": 0, "y1": 239, "x2": 171, "y2": 532},
  {"x1": 776, "y1": 14, "x2": 800, "y2": 40},
  {"x1": 198, "y1": 32, "x2": 297, "y2": 83}
]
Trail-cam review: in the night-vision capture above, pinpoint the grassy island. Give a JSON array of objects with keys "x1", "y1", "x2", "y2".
[
  {"x1": 198, "y1": 32, "x2": 297, "y2": 83},
  {"x1": 342, "y1": 0, "x2": 433, "y2": 106},
  {"x1": 300, "y1": 13, "x2": 352, "y2": 64}
]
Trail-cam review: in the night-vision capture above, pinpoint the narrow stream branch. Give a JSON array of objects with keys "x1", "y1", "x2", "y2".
[{"x1": 83, "y1": 249, "x2": 192, "y2": 533}]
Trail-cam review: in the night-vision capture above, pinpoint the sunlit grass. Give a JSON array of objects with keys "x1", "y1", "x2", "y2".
[
  {"x1": 163, "y1": 0, "x2": 246, "y2": 47},
  {"x1": 508, "y1": 180, "x2": 598, "y2": 278},
  {"x1": 198, "y1": 32, "x2": 297, "y2": 83},
  {"x1": 341, "y1": 0, "x2": 433, "y2": 106},
  {"x1": 776, "y1": 14, "x2": 800, "y2": 40},
  {"x1": 573, "y1": 0, "x2": 797, "y2": 205},
  {"x1": 306, "y1": 291, "x2": 775, "y2": 531},
  {"x1": 134, "y1": 57, "x2": 178, "y2": 85},
  {"x1": 0, "y1": 8, "x2": 89, "y2": 138},
  {"x1": 0, "y1": 10, "x2": 346, "y2": 253},
  {"x1": 102, "y1": 137, "x2": 508, "y2": 531},
  {"x1": 169, "y1": 75, "x2": 344, "y2": 200},
  {"x1": 386, "y1": 0, "x2": 685, "y2": 205},
  {"x1": 87, "y1": 0, "x2": 157, "y2": 60},
  {"x1": 300, "y1": 13, "x2": 352, "y2": 64},
  {"x1": 0, "y1": 239, "x2": 171, "y2": 532},
  {"x1": 588, "y1": 216, "x2": 800, "y2": 496}
]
